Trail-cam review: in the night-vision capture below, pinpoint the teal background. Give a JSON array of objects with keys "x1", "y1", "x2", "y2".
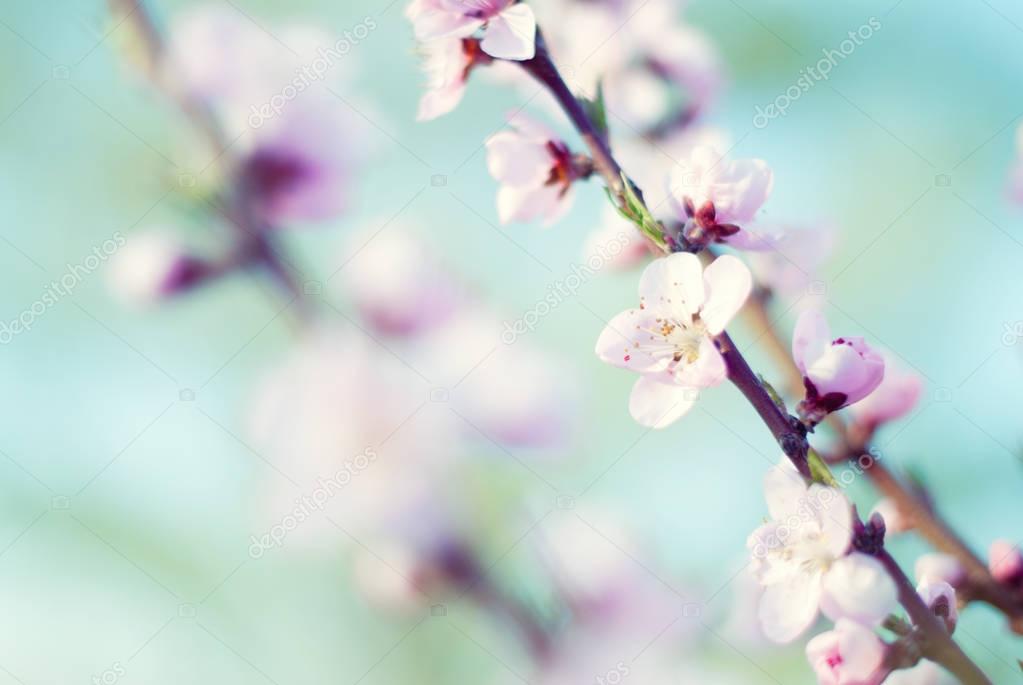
[{"x1": 1, "y1": 0, "x2": 1022, "y2": 682}]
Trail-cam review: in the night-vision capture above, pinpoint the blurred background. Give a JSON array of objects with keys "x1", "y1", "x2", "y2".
[{"x1": 1, "y1": 0, "x2": 1022, "y2": 682}]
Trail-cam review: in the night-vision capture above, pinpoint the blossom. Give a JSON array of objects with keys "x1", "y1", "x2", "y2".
[
  {"x1": 820, "y1": 553, "x2": 898, "y2": 627},
  {"x1": 869, "y1": 498, "x2": 910, "y2": 535},
  {"x1": 485, "y1": 115, "x2": 583, "y2": 225},
  {"x1": 916, "y1": 579, "x2": 958, "y2": 633},
  {"x1": 406, "y1": 0, "x2": 537, "y2": 61},
  {"x1": 667, "y1": 145, "x2": 773, "y2": 232},
  {"x1": 107, "y1": 231, "x2": 205, "y2": 305},
  {"x1": 745, "y1": 221, "x2": 837, "y2": 297},
  {"x1": 595, "y1": 252, "x2": 753, "y2": 428},
  {"x1": 792, "y1": 309, "x2": 885, "y2": 417},
  {"x1": 805, "y1": 619, "x2": 886, "y2": 685},
  {"x1": 848, "y1": 354, "x2": 923, "y2": 430},
  {"x1": 747, "y1": 461, "x2": 853, "y2": 643},
  {"x1": 415, "y1": 38, "x2": 490, "y2": 121},
  {"x1": 988, "y1": 539, "x2": 1023, "y2": 585},
  {"x1": 914, "y1": 554, "x2": 965, "y2": 587},
  {"x1": 885, "y1": 661, "x2": 956, "y2": 685}
]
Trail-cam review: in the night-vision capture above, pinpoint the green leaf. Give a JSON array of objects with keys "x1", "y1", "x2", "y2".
[{"x1": 807, "y1": 447, "x2": 839, "y2": 487}]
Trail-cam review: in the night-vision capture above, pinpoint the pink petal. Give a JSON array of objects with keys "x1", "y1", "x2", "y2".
[
  {"x1": 834, "y1": 619, "x2": 886, "y2": 681},
  {"x1": 792, "y1": 308, "x2": 831, "y2": 375},
  {"x1": 594, "y1": 309, "x2": 671, "y2": 374},
  {"x1": 674, "y1": 336, "x2": 726, "y2": 387},
  {"x1": 414, "y1": 9, "x2": 483, "y2": 41},
  {"x1": 480, "y1": 4, "x2": 536, "y2": 61},
  {"x1": 638, "y1": 253, "x2": 705, "y2": 321},
  {"x1": 820, "y1": 553, "x2": 898, "y2": 626},
  {"x1": 700, "y1": 254, "x2": 752, "y2": 335},
  {"x1": 813, "y1": 484, "x2": 853, "y2": 559},
  {"x1": 628, "y1": 376, "x2": 697, "y2": 429},
  {"x1": 417, "y1": 81, "x2": 466, "y2": 121},
  {"x1": 763, "y1": 458, "x2": 808, "y2": 521},
  {"x1": 485, "y1": 131, "x2": 551, "y2": 186}
]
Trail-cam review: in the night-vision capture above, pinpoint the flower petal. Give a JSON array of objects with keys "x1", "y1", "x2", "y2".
[
  {"x1": 480, "y1": 4, "x2": 536, "y2": 60},
  {"x1": 812, "y1": 484, "x2": 853, "y2": 558},
  {"x1": 628, "y1": 376, "x2": 696, "y2": 429},
  {"x1": 700, "y1": 254, "x2": 752, "y2": 335},
  {"x1": 638, "y1": 252, "x2": 705, "y2": 321},
  {"x1": 763, "y1": 458, "x2": 808, "y2": 521},
  {"x1": 674, "y1": 336, "x2": 726, "y2": 387},
  {"x1": 595, "y1": 309, "x2": 672, "y2": 373},
  {"x1": 485, "y1": 132, "x2": 551, "y2": 186},
  {"x1": 414, "y1": 10, "x2": 483, "y2": 41},
  {"x1": 758, "y1": 568, "x2": 822, "y2": 643},
  {"x1": 820, "y1": 553, "x2": 898, "y2": 626}
]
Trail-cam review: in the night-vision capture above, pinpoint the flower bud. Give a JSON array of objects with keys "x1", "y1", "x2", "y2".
[
  {"x1": 916, "y1": 579, "x2": 958, "y2": 634},
  {"x1": 107, "y1": 231, "x2": 206, "y2": 306},
  {"x1": 988, "y1": 539, "x2": 1023, "y2": 586},
  {"x1": 914, "y1": 553, "x2": 965, "y2": 588}
]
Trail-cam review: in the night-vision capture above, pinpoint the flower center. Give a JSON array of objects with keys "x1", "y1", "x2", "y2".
[{"x1": 644, "y1": 316, "x2": 706, "y2": 364}]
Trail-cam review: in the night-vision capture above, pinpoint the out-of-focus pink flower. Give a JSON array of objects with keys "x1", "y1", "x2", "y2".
[
  {"x1": 792, "y1": 309, "x2": 885, "y2": 416},
  {"x1": 747, "y1": 460, "x2": 853, "y2": 643},
  {"x1": 667, "y1": 145, "x2": 773, "y2": 228},
  {"x1": 107, "y1": 231, "x2": 205, "y2": 305},
  {"x1": 848, "y1": 354, "x2": 923, "y2": 430},
  {"x1": 595, "y1": 253, "x2": 752, "y2": 428},
  {"x1": 820, "y1": 553, "x2": 898, "y2": 627},
  {"x1": 485, "y1": 115, "x2": 581, "y2": 225},
  {"x1": 869, "y1": 498, "x2": 910, "y2": 535},
  {"x1": 406, "y1": 0, "x2": 536, "y2": 61},
  {"x1": 416, "y1": 38, "x2": 490, "y2": 121},
  {"x1": 338, "y1": 222, "x2": 461, "y2": 337},
  {"x1": 885, "y1": 661, "x2": 956, "y2": 685},
  {"x1": 988, "y1": 539, "x2": 1023, "y2": 585},
  {"x1": 916, "y1": 579, "x2": 958, "y2": 633},
  {"x1": 805, "y1": 619, "x2": 886, "y2": 685},
  {"x1": 580, "y1": 206, "x2": 653, "y2": 272},
  {"x1": 239, "y1": 102, "x2": 354, "y2": 224},
  {"x1": 915, "y1": 554, "x2": 965, "y2": 587},
  {"x1": 745, "y1": 222, "x2": 837, "y2": 297}
]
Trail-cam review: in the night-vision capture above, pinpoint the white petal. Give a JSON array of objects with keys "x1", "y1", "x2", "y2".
[
  {"x1": 485, "y1": 132, "x2": 551, "y2": 186},
  {"x1": 638, "y1": 253, "x2": 705, "y2": 322},
  {"x1": 763, "y1": 458, "x2": 808, "y2": 521},
  {"x1": 414, "y1": 10, "x2": 483, "y2": 41},
  {"x1": 594, "y1": 309, "x2": 672, "y2": 373},
  {"x1": 758, "y1": 568, "x2": 822, "y2": 643},
  {"x1": 673, "y1": 337, "x2": 726, "y2": 388},
  {"x1": 700, "y1": 254, "x2": 752, "y2": 335},
  {"x1": 628, "y1": 376, "x2": 696, "y2": 429},
  {"x1": 480, "y1": 4, "x2": 536, "y2": 60},
  {"x1": 811, "y1": 484, "x2": 853, "y2": 558},
  {"x1": 820, "y1": 553, "x2": 898, "y2": 626}
]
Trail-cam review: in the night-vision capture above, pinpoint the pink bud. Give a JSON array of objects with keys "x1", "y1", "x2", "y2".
[
  {"x1": 848, "y1": 354, "x2": 922, "y2": 429},
  {"x1": 914, "y1": 554, "x2": 965, "y2": 587},
  {"x1": 805, "y1": 619, "x2": 886, "y2": 685},
  {"x1": 916, "y1": 579, "x2": 958, "y2": 634},
  {"x1": 988, "y1": 539, "x2": 1023, "y2": 585},
  {"x1": 792, "y1": 309, "x2": 885, "y2": 416},
  {"x1": 107, "y1": 231, "x2": 205, "y2": 306},
  {"x1": 869, "y1": 498, "x2": 910, "y2": 535}
]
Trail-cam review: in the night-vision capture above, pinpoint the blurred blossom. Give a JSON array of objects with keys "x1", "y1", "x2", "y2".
[
  {"x1": 819, "y1": 553, "x2": 898, "y2": 627},
  {"x1": 406, "y1": 0, "x2": 537, "y2": 61},
  {"x1": 580, "y1": 206, "x2": 652, "y2": 272},
  {"x1": 988, "y1": 539, "x2": 1023, "y2": 585},
  {"x1": 916, "y1": 579, "x2": 957, "y2": 633},
  {"x1": 485, "y1": 114, "x2": 582, "y2": 225},
  {"x1": 747, "y1": 460, "x2": 852, "y2": 643},
  {"x1": 248, "y1": 328, "x2": 459, "y2": 541},
  {"x1": 804, "y1": 619, "x2": 886, "y2": 685},
  {"x1": 744, "y1": 222, "x2": 837, "y2": 299},
  {"x1": 106, "y1": 230, "x2": 204, "y2": 305},
  {"x1": 339, "y1": 222, "x2": 462, "y2": 337},
  {"x1": 667, "y1": 146, "x2": 774, "y2": 229},
  {"x1": 792, "y1": 309, "x2": 885, "y2": 416},
  {"x1": 616, "y1": 125, "x2": 731, "y2": 208},
  {"x1": 352, "y1": 544, "x2": 428, "y2": 614},
  {"x1": 869, "y1": 498, "x2": 909, "y2": 535},
  {"x1": 847, "y1": 354, "x2": 923, "y2": 430},
  {"x1": 421, "y1": 310, "x2": 578, "y2": 448},
  {"x1": 914, "y1": 554, "x2": 965, "y2": 587},
  {"x1": 415, "y1": 38, "x2": 489, "y2": 121},
  {"x1": 595, "y1": 253, "x2": 752, "y2": 428}
]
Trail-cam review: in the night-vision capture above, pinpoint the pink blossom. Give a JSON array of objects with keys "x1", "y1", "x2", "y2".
[
  {"x1": 988, "y1": 539, "x2": 1023, "y2": 584},
  {"x1": 416, "y1": 38, "x2": 489, "y2": 120},
  {"x1": 820, "y1": 553, "x2": 898, "y2": 627},
  {"x1": 107, "y1": 231, "x2": 205, "y2": 305},
  {"x1": 914, "y1": 554, "x2": 965, "y2": 587},
  {"x1": 792, "y1": 309, "x2": 885, "y2": 415},
  {"x1": 595, "y1": 253, "x2": 753, "y2": 428},
  {"x1": 406, "y1": 0, "x2": 536, "y2": 61},
  {"x1": 916, "y1": 579, "x2": 958, "y2": 633},
  {"x1": 747, "y1": 460, "x2": 853, "y2": 643},
  {"x1": 848, "y1": 354, "x2": 923, "y2": 430},
  {"x1": 667, "y1": 145, "x2": 773, "y2": 228},
  {"x1": 870, "y1": 498, "x2": 910, "y2": 535},
  {"x1": 805, "y1": 619, "x2": 886, "y2": 685},
  {"x1": 885, "y1": 661, "x2": 956, "y2": 685},
  {"x1": 745, "y1": 221, "x2": 837, "y2": 297},
  {"x1": 338, "y1": 222, "x2": 461, "y2": 337},
  {"x1": 485, "y1": 115, "x2": 580, "y2": 225}
]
